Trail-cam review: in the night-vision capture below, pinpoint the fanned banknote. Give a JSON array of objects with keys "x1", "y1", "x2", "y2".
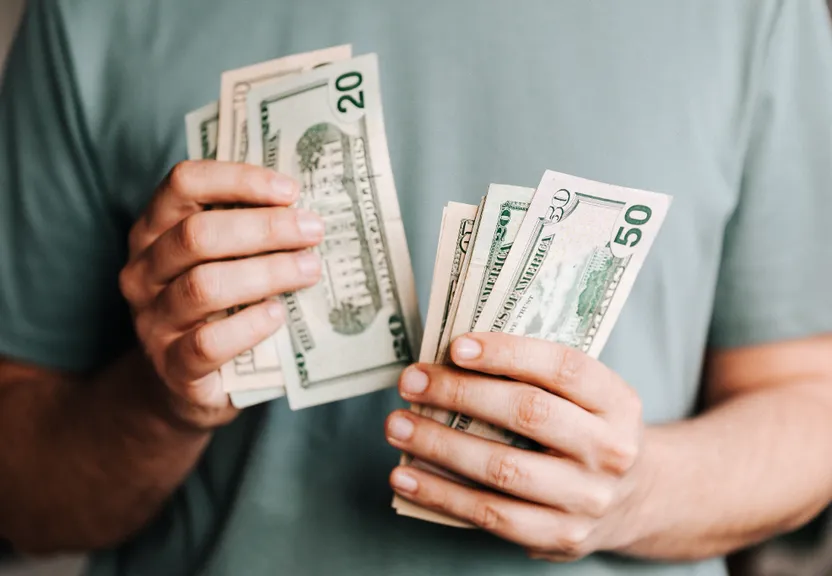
[
  {"x1": 455, "y1": 170, "x2": 671, "y2": 445},
  {"x1": 393, "y1": 202, "x2": 478, "y2": 526},
  {"x1": 418, "y1": 203, "x2": 478, "y2": 365},
  {"x1": 216, "y1": 45, "x2": 352, "y2": 163},
  {"x1": 432, "y1": 197, "x2": 485, "y2": 365},
  {"x1": 184, "y1": 100, "x2": 283, "y2": 408},
  {"x1": 246, "y1": 54, "x2": 421, "y2": 410},
  {"x1": 448, "y1": 184, "x2": 534, "y2": 344},
  {"x1": 211, "y1": 47, "x2": 354, "y2": 400},
  {"x1": 184, "y1": 102, "x2": 219, "y2": 161},
  {"x1": 397, "y1": 171, "x2": 671, "y2": 525}
]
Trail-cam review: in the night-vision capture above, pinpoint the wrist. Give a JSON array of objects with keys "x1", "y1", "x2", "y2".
[
  {"x1": 157, "y1": 381, "x2": 240, "y2": 433},
  {"x1": 603, "y1": 426, "x2": 667, "y2": 556},
  {"x1": 131, "y1": 350, "x2": 240, "y2": 433}
]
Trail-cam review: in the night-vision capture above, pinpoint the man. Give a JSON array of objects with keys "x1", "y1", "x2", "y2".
[{"x1": 1, "y1": 1, "x2": 831, "y2": 575}]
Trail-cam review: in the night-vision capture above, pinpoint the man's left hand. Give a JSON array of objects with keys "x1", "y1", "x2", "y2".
[{"x1": 386, "y1": 333, "x2": 651, "y2": 561}]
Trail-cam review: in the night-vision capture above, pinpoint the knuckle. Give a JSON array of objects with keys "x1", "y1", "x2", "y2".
[
  {"x1": 485, "y1": 450, "x2": 525, "y2": 491},
  {"x1": 266, "y1": 253, "x2": 294, "y2": 289},
  {"x1": 180, "y1": 266, "x2": 220, "y2": 308},
  {"x1": 599, "y1": 436, "x2": 639, "y2": 475},
  {"x1": 132, "y1": 311, "x2": 155, "y2": 346},
  {"x1": 447, "y1": 373, "x2": 469, "y2": 410},
  {"x1": 426, "y1": 427, "x2": 452, "y2": 463},
  {"x1": 549, "y1": 346, "x2": 584, "y2": 386},
  {"x1": 558, "y1": 524, "x2": 591, "y2": 558},
  {"x1": 168, "y1": 160, "x2": 197, "y2": 193},
  {"x1": 118, "y1": 265, "x2": 141, "y2": 303},
  {"x1": 264, "y1": 209, "x2": 287, "y2": 243},
  {"x1": 179, "y1": 214, "x2": 216, "y2": 255},
  {"x1": 236, "y1": 165, "x2": 263, "y2": 196},
  {"x1": 471, "y1": 500, "x2": 503, "y2": 531},
  {"x1": 127, "y1": 224, "x2": 144, "y2": 256},
  {"x1": 582, "y1": 484, "x2": 615, "y2": 518},
  {"x1": 511, "y1": 389, "x2": 551, "y2": 432},
  {"x1": 190, "y1": 324, "x2": 221, "y2": 364},
  {"x1": 623, "y1": 385, "x2": 643, "y2": 420},
  {"x1": 506, "y1": 338, "x2": 533, "y2": 371}
]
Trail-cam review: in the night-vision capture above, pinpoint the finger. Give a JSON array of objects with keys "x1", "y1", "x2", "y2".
[
  {"x1": 157, "y1": 250, "x2": 321, "y2": 327},
  {"x1": 398, "y1": 365, "x2": 629, "y2": 472},
  {"x1": 141, "y1": 207, "x2": 325, "y2": 287},
  {"x1": 129, "y1": 161, "x2": 299, "y2": 255},
  {"x1": 450, "y1": 332, "x2": 625, "y2": 414},
  {"x1": 386, "y1": 411, "x2": 612, "y2": 515},
  {"x1": 390, "y1": 465, "x2": 590, "y2": 553},
  {"x1": 165, "y1": 299, "x2": 285, "y2": 382}
]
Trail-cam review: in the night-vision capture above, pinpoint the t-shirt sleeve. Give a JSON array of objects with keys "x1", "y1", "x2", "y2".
[
  {"x1": 0, "y1": 0, "x2": 131, "y2": 371},
  {"x1": 709, "y1": 0, "x2": 832, "y2": 348}
]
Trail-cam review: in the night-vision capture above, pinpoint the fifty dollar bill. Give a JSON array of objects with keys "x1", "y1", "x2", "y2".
[{"x1": 401, "y1": 171, "x2": 671, "y2": 525}]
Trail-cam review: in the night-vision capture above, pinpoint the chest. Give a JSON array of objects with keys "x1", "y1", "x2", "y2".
[{"x1": 121, "y1": 0, "x2": 750, "y2": 420}]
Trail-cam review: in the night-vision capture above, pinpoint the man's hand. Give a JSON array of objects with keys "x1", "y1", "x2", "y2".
[
  {"x1": 386, "y1": 333, "x2": 647, "y2": 561},
  {"x1": 118, "y1": 160, "x2": 324, "y2": 429}
]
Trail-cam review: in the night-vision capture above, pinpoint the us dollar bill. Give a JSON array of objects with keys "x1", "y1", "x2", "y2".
[
  {"x1": 408, "y1": 202, "x2": 478, "y2": 429},
  {"x1": 185, "y1": 102, "x2": 219, "y2": 160},
  {"x1": 393, "y1": 203, "x2": 477, "y2": 527},
  {"x1": 417, "y1": 203, "x2": 478, "y2": 364},
  {"x1": 458, "y1": 170, "x2": 671, "y2": 446},
  {"x1": 432, "y1": 197, "x2": 486, "y2": 365},
  {"x1": 402, "y1": 171, "x2": 671, "y2": 526},
  {"x1": 184, "y1": 101, "x2": 284, "y2": 407},
  {"x1": 209, "y1": 46, "x2": 352, "y2": 401},
  {"x1": 397, "y1": 188, "x2": 530, "y2": 526},
  {"x1": 439, "y1": 184, "x2": 534, "y2": 363},
  {"x1": 246, "y1": 54, "x2": 422, "y2": 410},
  {"x1": 216, "y1": 45, "x2": 352, "y2": 163}
]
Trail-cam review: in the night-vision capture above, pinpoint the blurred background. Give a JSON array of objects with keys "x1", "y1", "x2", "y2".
[
  {"x1": 0, "y1": 0, "x2": 79, "y2": 557},
  {"x1": 0, "y1": 0, "x2": 830, "y2": 575}
]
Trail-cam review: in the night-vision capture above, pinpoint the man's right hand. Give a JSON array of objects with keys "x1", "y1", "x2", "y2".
[{"x1": 118, "y1": 160, "x2": 324, "y2": 430}]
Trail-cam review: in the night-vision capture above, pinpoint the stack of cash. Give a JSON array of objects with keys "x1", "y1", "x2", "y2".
[
  {"x1": 181, "y1": 47, "x2": 673, "y2": 528},
  {"x1": 184, "y1": 45, "x2": 422, "y2": 410},
  {"x1": 393, "y1": 171, "x2": 671, "y2": 525}
]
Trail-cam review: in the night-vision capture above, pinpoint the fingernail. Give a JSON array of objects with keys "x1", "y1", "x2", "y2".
[
  {"x1": 266, "y1": 300, "x2": 283, "y2": 320},
  {"x1": 391, "y1": 469, "x2": 418, "y2": 493},
  {"x1": 296, "y1": 251, "x2": 321, "y2": 277},
  {"x1": 271, "y1": 176, "x2": 297, "y2": 200},
  {"x1": 400, "y1": 367, "x2": 429, "y2": 396},
  {"x1": 387, "y1": 415, "x2": 414, "y2": 441},
  {"x1": 296, "y1": 210, "x2": 325, "y2": 240},
  {"x1": 453, "y1": 336, "x2": 482, "y2": 361}
]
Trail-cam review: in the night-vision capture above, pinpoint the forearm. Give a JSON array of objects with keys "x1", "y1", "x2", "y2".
[
  {"x1": 0, "y1": 349, "x2": 213, "y2": 553},
  {"x1": 616, "y1": 379, "x2": 832, "y2": 560}
]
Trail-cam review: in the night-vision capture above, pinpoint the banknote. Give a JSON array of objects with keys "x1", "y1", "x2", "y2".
[
  {"x1": 184, "y1": 100, "x2": 285, "y2": 406},
  {"x1": 440, "y1": 184, "x2": 534, "y2": 362},
  {"x1": 246, "y1": 54, "x2": 422, "y2": 410},
  {"x1": 203, "y1": 46, "x2": 353, "y2": 398},
  {"x1": 393, "y1": 202, "x2": 478, "y2": 527},
  {"x1": 184, "y1": 102, "x2": 219, "y2": 161},
  {"x1": 415, "y1": 201, "x2": 480, "y2": 427},
  {"x1": 228, "y1": 387, "x2": 284, "y2": 409},
  {"x1": 458, "y1": 170, "x2": 671, "y2": 446},
  {"x1": 432, "y1": 197, "x2": 485, "y2": 366},
  {"x1": 216, "y1": 45, "x2": 352, "y2": 163},
  {"x1": 420, "y1": 202, "x2": 478, "y2": 365},
  {"x1": 399, "y1": 171, "x2": 671, "y2": 526}
]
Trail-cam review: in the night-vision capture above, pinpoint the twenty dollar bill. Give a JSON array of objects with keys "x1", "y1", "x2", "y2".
[{"x1": 247, "y1": 53, "x2": 422, "y2": 410}]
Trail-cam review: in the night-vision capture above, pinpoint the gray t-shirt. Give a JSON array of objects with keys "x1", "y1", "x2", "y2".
[{"x1": 1, "y1": 1, "x2": 831, "y2": 575}]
